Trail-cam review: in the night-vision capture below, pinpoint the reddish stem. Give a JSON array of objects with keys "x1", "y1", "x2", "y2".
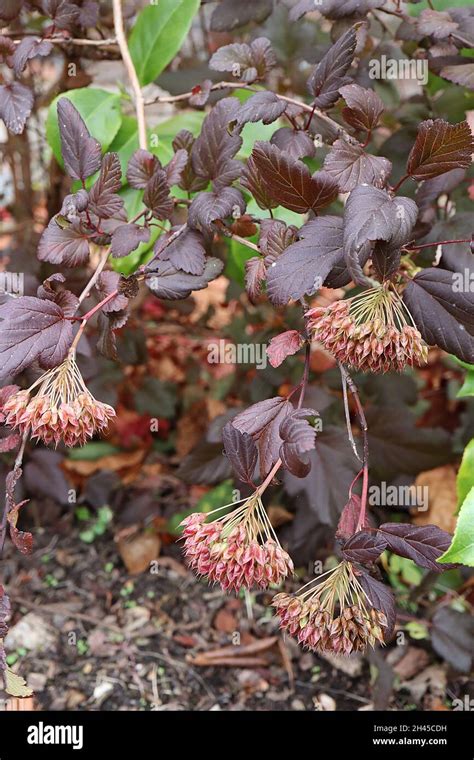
[
  {"x1": 405, "y1": 238, "x2": 471, "y2": 252},
  {"x1": 391, "y1": 174, "x2": 410, "y2": 193}
]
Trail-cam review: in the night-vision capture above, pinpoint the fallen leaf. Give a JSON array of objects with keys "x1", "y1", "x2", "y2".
[
  {"x1": 412, "y1": 465, "x2": 458, "y2": 533},
  {"x1": 117, "y1": 532, "x2": 161, "y2": 575},
  {"x1": 393, "y1": 647, "x2": 431, "y2": 680}
]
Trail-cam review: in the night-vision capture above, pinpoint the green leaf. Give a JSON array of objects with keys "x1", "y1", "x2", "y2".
[
  {"x1": 404, "y1": 621, "x2": 429, "y2": 640},
  {"x1": 108, "y1": 115, "x2": 140, "y2": 177},
  {"x1": 224, "y1": 236, "x2": 257, "y2": 286},
  {"x1": 438, "y1": 486, "x2": 474, "y2": 566},
  {"x1": 46, "y1": 88, "x2": 122, "y2": 164},
  {"x1": 68, "y1": 442, "x2": 121, "y2": 461},
  {"x1": 457, "y1": 370, "x2": 474, "y2": 398},
  {"x1": 457, "y1": 439, "x2": 474, "y2": 508},
  {"x1": 129, "y1": 0, "x2": 201, "y2": 87},
  {"x1": 409, "y1": 0, "x2": 473, "y2": 14}
]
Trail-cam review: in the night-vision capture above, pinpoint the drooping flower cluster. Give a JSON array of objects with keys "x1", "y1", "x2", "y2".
[
  {"x1": 273, "y1": 560, "x2": 388, "y2": 655},
  {"x1": 3, "y1": 354, "x2": 115, "y2": 447},
  {"x1": 180, "y1": 493, "x2": 294, "y2": 593},
  {"x1": 307, "y1": 287, "x2": 428, "y2": 373}
]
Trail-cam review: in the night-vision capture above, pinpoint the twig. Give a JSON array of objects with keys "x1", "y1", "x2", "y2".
[
  {"x1": 144, "y1": 80, "x2": 351, "y2": 143},
  {"x1": 4, "y1": 32, "x2": 118, "y2": 47},
  {"x1": 339, "y1": 364, "x2": 369, "y2": 530},
  {"x1": 112, "y1": 0, "x2": 147, "y2": 150},
  {"x1": 339, "y1": 362, "x2": 361, "y2": 462},
  {"x1": 77, "y1": 247, "x2": 110, "y2": 306}
]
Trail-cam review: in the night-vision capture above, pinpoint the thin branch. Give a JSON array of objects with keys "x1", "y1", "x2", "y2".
[
  {"x1": 112, "y1": 0, "x2": 147, "y2": 150},
  {"x1": 339, "y1": 362, "x2": 361, "y2": 462},
  {"x1": 404, "y1": 238, "x2": 471, "y2": 252},
  {"x1": 5, "y1": 32, "x2": 118, "y2": 47},
  {"x1": 144, "y1": 80, "x2": 351, "y2": 143},
  {"x1": 77, "y1": 247, "x2": 110, "y2": 306},
  {"x1": 339, "y1": 364, "x2": 369, "y2": 530}
]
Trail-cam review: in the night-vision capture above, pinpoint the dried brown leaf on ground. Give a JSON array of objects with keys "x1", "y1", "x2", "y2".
[{"x1": 412, "y1": 465, "x2": 458, "y2": 533}]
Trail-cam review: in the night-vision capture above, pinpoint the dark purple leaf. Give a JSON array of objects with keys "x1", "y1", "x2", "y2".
[
  {"x1": 270, "y1": 127, "x2": 316, "y2": 160},
  {"x1": 210, "y1": 0, "x2": 272, "y2": 32},
  {"x1": 154, "y1": 228, "x2": 206, "y2": 276},
  {"x1": 145, "y1": 258, "x2": 224, "y2": 300},
  {"x1": 79, "y1": 0, "x2": 99, "y2": 27},
  {"x1": 188, "y1": 187, "x2": 245, "y2": 230},
  {"x1": 230, "y1": 91, "x2": 286, "y2": 131},
  {"x1": 417, "y1": 9, "x2": 458, "y2": 40},
  {"x1": 407, "y1": 119, "x2": 474, "y2": 180},
  {"x1": 440, "y1": 63, "x2": 474, "y2": 90},
  {"x1": 178, "y1": 441, "x2": 232, "y2": 484},
  {"x1": 12, "y1": 37, "x2": 52, "y2": 75},
  {"x1": 266, "y1": 330, "x2": 304, "y2": 368},
  {"x1": 222, "y1": 422, "x2": 258, "y2": 485},
  {"x1": 259, "y1": 219, "x2": 298, "y2": 264},
  {"x1": 0, "y1": 296, "x2": 73, "y2": 380},
  {"x1": 251, "y1": 141, "x2": 338, "y2": 213},
  {"x1": 241, "y1": 155, "x2": 278, "y2": 211},
  {"x1": 57, "y1": 98, "x2": 102, "y2": 181},
  {"x1": 342, "y1": 529, "x2": 387, "y2": 564},
  {"x1": 336, "y1": 494, "x2": 369, "y2": 542},
  {"x1": 126, "y1": 149, "x2": 160, "y2": 189},
  {"x1": 357, "y1": 571, "x2": 396, "y2": 638},
  {"x1": 339, "y1": 83, "x2": 384, "y2": 132},
  {"x1": 191, "y1": 97, "x2": 243, "y2": 191},
  {"x1": 378, "y1": 522, "x2": 455, "y2": 572},
  {"x1": 209, "y1": 37, "x2": 275, "y2": 82},
  {"x1": 403, "y1": 268, "x2": 474, "y2": 363},
  {"x1": 42, "y1": 0, "x2": 79, "y2": 30},
  {"x1": 366, "y1": 406, "x2": 451, "y2": 480},
  {"x1": 244, "y1": 256, "x2": 266, "y2": 303},
  {"x1": 164, "y1": 148, "x2": 188, "y2": 186},
  {"x1": 37, "y1": 273, "x2": 79, "y2": 317},
  {"x1": 284, "y1": 426, "x2": 359, "y2": 527},
  {"x1": 266, "y1": 216, "x2": 345, "y2": 305},
  {"x1": 0, "y1": 82, "x2": 33, "y2": 134},
  {"x1": 110, "y1": 224, "x2": 150, "y2": 259},
  {"x1": 323, "y1": 138, "x2": 392, "y2": 192},
  {"x1": 38, "y1": 217, "x2": 90, "y2": 267},
  {"x1": 279, "y1": 408, "x2": 318, "y2": 478},
  {"x1": 343, "y1": 185, "x2": 417, "y2": 285},
  {"x1": 307, "y1": 27, "x2": 357, "y2": 109},
  {"x1": 232, "y1": 397, "x2": 293, "y2": 478},
  {"x1": 58, "y1": 189, "x2": 89, "y2": 221},
  {"x1": 96, "y1": 271, "x2": 129, "y2": 313},
  {"x1": 173, "y1": 130, "x2": 208, "y2": 193},
  {"x1": 88, "y1": 152, "x2": 123, "y2": 219},
  {"x1": 143, "y1": 168, "x2": 173, "y2": 221}
]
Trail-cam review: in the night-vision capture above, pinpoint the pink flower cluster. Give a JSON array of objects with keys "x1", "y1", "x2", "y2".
[
  {"x1": 181, "y1": 512, "x2": 294, "y2": 593},
  {"x1": 307, "y1": 299, "x2": 428, "y2": 373},
  {"x1": 3, "y1": 362, "x2": 115, "y2": 448}
]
